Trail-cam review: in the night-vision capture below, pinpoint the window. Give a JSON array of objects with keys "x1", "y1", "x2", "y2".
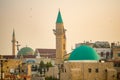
[
  {"x1": 114, "y1": 63, "x2": 120, "y2": 67},
  {"x1": 118, "y1": 63, "x2": 120, "y2": 67},
  {"x1": 88, "y1": 68, "x2": 91, "y2": 73},
  {"x1": 106, "y1": 52, "x2": 110, "y2": 59},
  {"x1": 65, "y1": 69, "x2": 66, "y2": 72},
  {"x1": 113, "y1": 75, "x2": 115, "y2": 77},
  {"x1": 105, "y1": 69, "x2": 107, "y2": 72},
  {"x1": 101, "y1": 52, "x2": 104, "y2": 57},
  {"x1": 96, "y1": 68, "x2": 99, "y2": 73},
  {"x1": 106, "y1": 52, "x2": 109, "y2": 56},
  {"x1": 114, "y1": 63, "x2": 117, "y2": 67},
  {"x1": 63, "y1": 43, "x2": 65, "y2": 50}
]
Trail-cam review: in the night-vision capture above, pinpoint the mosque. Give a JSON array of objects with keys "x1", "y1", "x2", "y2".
[
  {"x1": 51, "y1": 10, "x2": 117, "y2": 80},
  {"x1": 18, "y1": 47, "x2": 34, "y2": 55},
  {"x1": 60, "y1": 45, "x2": 116, "y2": 80},
  {"x1": 1, "y1": 10, "x2": 119, "y2": 80}
]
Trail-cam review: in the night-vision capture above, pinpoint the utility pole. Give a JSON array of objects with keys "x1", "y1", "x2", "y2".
[{"x1": 16, "y1": 41, "x2": 20, "y2": 52}]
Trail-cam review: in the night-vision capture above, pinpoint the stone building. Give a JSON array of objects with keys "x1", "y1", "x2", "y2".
[
  {"x1": 94, "y1": 48, "x2": 111, "y2": 60},
  {"x1": 35, "y1": 49, "x2": 56, "y2": 58},
  {"x1": 112, "y1": 46, "x2": 120, "y2": 60},
  {"x1": 0, "y1": 59, "x2": 31, "y2": 80},
  {"x1": 94, "y1": 41, "x2": 111, "y2": 60},
  {"x1": 60, "y1": 45, "x2": 117, "y2": 80},
  {"x1": 75, "y1": 41, "x2": 111, "y2": 60},
  {"x1": 111, "y1": 43, "x2": 120, "y2": 79}
]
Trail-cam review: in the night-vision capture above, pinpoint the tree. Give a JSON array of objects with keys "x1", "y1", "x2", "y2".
[
  {"x1": 39, "y1": 60, "x2": 45, "y2": 68},
  {"x1": 38, "y1": 61, "x2": 45, "y2": 75},
  {"x1": 38, "y1": 61, "x2": 53, "y2": 75},
  {"x1": 46, "y1": 62, "x2": 53, "y2": 71}
]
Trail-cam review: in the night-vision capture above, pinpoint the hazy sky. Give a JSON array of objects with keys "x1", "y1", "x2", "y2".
[{"x1": 0, "y1": 0, "x2": 120, "y2": 55}]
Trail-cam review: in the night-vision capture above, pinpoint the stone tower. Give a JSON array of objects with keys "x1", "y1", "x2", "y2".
[
  {"x1": 12, "y1": 29, "x2": 16, "y2": 55},
  {"x1": 53, "y1": 10, "x2": 66, "y2": 64}
]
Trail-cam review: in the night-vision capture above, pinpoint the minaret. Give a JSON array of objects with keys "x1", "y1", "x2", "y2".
[
  {"x1": 53, "y1": 10, "x2": 66, "y2": 64},
  {"x1": 12, "y1": 29, "x2": 16, "y2": 55}
]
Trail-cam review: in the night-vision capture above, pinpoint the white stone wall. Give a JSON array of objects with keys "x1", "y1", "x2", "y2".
[
  {"x1": 45, "y1": 66, "x2": 59, "y2": 78},
  {"x1": 94, "y1": 48, "x2": 111, "y2": 59}
]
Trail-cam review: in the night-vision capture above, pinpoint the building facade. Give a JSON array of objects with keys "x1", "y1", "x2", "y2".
[
  {"x1": 35, "y1": 49, "x2": 56, "y2": 58},
  {"x1": 0, "y1": 59, "x2": 31, "y2": 80},
  {"x1": 94, "y1": 48, "x2": 111, "y2": 60},
  {"x1": 61, "y1": 62, "x2": 116, "y2": 80},
  {"x1": 75, "y1": 41, "x2": 111, "y2": 60},
  {"x1": 111, "y1": 43, "x2": 120, "y2": 79}
]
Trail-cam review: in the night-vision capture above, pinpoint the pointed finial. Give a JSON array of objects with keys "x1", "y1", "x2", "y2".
[
  {"x1": 13, "y1": 28, "x2": 15, "y2": 36},
  {"x1": 56, "y1": 9, "x2": 63, "y2": 23}
]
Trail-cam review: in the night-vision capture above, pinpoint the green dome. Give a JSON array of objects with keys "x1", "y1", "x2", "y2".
[
  {"x1": 18, "y1": 47, "x2": 34, "y2": 55},
  {"x1": 69, "y1": 45, "x2": 100, "y2": 61}
]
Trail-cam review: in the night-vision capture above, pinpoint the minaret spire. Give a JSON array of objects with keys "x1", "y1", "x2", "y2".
[
  {"x1": 12, "y1": 29, "x2": 16, "y2": 55},
  {"x1": 56, "y1": 9, "x2": 63, "y2": 23}
]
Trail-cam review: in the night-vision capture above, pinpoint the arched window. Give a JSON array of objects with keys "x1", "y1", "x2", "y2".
[
  {"x1": 88, "y1": 68, "x2": 92, "y2": 73},
  {"x1": 96, "y1": 68, "x2": 99, "y2": 73},
  {"x1": 106, "y1": 52, "x2": 109, "y2": 59},
  {"x1": 106, "y1": 52, "x2": 109, "y2": 56},
  {"x1": 101, "y1": 52, "x2": 103, "y2": 57}
]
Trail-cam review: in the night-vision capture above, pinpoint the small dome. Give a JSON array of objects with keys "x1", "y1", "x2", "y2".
[
  {"x1": 18, "y1": 47, "x2": 34, "y2": 55},
  {"x1": 69, "y1": 45, "x2": 100, "y2": 61}
]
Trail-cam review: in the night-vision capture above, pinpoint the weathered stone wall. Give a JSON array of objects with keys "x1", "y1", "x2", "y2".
[
  {"x1": 113, "y1": 48, "x2": 120, "y2": 59},
  {"x1": 61, "y1": 62, "x2": 117, "y2": 80}
]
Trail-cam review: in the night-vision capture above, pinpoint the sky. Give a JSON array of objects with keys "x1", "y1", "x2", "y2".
[{"x1": 0, "y1": 0, "x2": 120, "y2": 55}]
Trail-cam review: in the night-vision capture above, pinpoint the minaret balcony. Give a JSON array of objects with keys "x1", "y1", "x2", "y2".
[{"x1": 53, "y1": 29, "x2": 56, "y2": 35}]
